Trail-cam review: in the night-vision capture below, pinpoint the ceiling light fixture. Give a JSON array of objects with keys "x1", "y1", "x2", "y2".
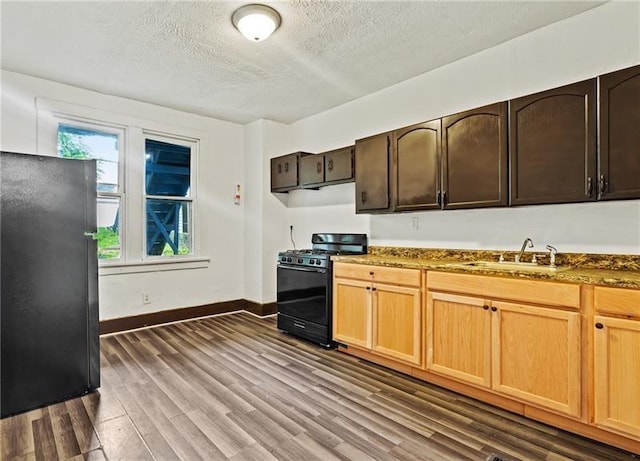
[{"x1": 232, "y1": 4, "x2": 281, "y2": 42}]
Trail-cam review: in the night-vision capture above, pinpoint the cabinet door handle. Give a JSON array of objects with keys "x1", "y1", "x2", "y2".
[
  {"x1": 600, "y1": 175, "x2": 607, "y2": 195},
  {"x1": 327, "y1": 159, "x2": 334, "y2": 172},
  {"x1": 490, "y1": 306, "x2": 498, "y2": 312},
  {"x1": 595, "y1": 322, "x2": 604, "y2": 329},
  {"x1": 284, "y1": 162, "x2": 289, "y2": 173},
  {"x1": 366, "y1": 286, "x2": 371, "y2": 290},
  {"x1": 316, "y1": 161, "x2": 322, "y2": 174},
  {"x1": 442, "y1": 190, "x2": 447, "y2": 206},
  {"x1": 371, "y1": 287, "x2": 377, "y2": 291},
  {"x1": 361, "y1": 190, "x2": 367, "y2": 204},
  {"x1": 483, "y1": 305, "x2": 489, "y2": 310},
  {"x1": 436, "y1": 190, "x2": 441, "y2": 206},
  {"x1": 369, "y1": 271, "x2": 374, "y2": 276},
  {"x1": 277, "y1": 164, "x2": 282, "y2": 174},
  {"x1": 586, "y1": 177, "x2": 593, "y2": 197}
]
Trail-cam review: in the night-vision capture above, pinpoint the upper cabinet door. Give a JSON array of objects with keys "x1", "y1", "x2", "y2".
[
  {"x1": 271, "y1": 153, "x2": 307, "y2": 192},
  {"x1": 393, "y1": 120, "x2": 441, "y2": 211},
  {"x1": 324, "y1": 146, "x2": 354, "y2": 184},
  {"x1": 509, "y1": 79, "x2": 597, "y2": 205},
  {"x1": 299, "y1": 154, "x2": 325, "y2": 187},
  {"x1": 599, "y1": 65, "x2": 640, "y2": 201},
  {"x1": 355, "y1": 132, "x2": 391, "y2": 213},
  {"x1": 441, "y1": 102, "x2": 508, "y2": 209}
]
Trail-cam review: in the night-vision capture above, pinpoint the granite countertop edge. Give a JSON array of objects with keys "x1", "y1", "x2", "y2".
[{"x1": 331, "y1": 254, "x2": 640, "y2": 290}]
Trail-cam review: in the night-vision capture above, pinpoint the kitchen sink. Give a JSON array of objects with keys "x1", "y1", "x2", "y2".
[{"x1": 447, "y1": 261, "x2": 572, "y2": 272}]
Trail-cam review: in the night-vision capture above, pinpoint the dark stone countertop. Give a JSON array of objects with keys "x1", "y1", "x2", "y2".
[{"x1": 332, "y1": 247, "x2": 640, "y2": 289}]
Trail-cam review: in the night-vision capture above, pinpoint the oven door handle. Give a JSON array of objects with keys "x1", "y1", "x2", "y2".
[{"x1": 278, "y1": 265, "x2": 327, "y2": 274}]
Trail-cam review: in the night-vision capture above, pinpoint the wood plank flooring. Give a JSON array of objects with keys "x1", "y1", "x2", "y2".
[{"x1": 1, "y1": 312, "x2": 637, "y2": 460}]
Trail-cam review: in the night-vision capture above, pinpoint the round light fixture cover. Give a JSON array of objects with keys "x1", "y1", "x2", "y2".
[{"x1": 232, "y1": 4, "x2": 281, "y2": 42}]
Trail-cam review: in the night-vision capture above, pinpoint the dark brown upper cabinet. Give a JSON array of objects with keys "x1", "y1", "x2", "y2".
[
  {"x1": 299, "y1": 146, "x2": 354, "y2": 189},
  {"x1": 509, "y1": 79, "x2": 597, "y2": 206},
  {"x1": 270, "y1": 152, "x2": 312, "y2": 192},
  {"x1": 355, "y1": 132, "x2": 391, "y2": 213},
  {"x1": 299, "y1": 154, "x2": 325, "y2": 187},
  {"x1": 599, "y1": 65, "x2": 640, "y2": 201},
  {"x1": 324, "y1": 146, "x2": 354, "y2": 184},
  {"x1": 441, "y1": 102, "x2": 508, "y2": 209},
  {"x1": 393, "y1": 120, "x2": 441, "y2": 211}
]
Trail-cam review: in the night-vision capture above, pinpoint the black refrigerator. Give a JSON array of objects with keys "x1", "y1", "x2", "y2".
[{"x1": 1, "y1": 151, "x2": 100, "y2": 418}]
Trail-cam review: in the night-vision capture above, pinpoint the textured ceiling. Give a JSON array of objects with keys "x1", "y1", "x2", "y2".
[{"x1": 1, "y1": 1, "x2": 604, "y2": 124}]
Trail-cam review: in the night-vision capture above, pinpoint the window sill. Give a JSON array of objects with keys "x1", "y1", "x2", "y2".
[{"x1": 98, "y1": 257, "x2": 210, "y2": 276}]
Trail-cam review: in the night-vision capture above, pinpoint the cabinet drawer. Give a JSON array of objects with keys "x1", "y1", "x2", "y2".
[
  {"x1": 427, "y1": 271, "x2": 580, "y2": 309},
  {"x1": 333, "y1": 263, "x2": 421, "y2": 287},
  {"x1": 594, "y1": 286, "x2": 640, "y2": 317}
]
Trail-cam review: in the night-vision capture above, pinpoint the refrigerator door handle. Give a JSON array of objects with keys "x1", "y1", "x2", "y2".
[{"x1": 83, "y1": 232, "x2": 98, "y2": 239}]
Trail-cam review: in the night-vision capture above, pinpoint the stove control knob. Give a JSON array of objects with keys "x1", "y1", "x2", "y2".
[
  {"x1": 297, "y1": 258, "x2": 303, "y2": 264},
  {"x1": 316, "y1": 260, "x2": 322, "y2": 265},
  {"x1": 287, "y1": 257, "x2": 292, "y2": 262}
]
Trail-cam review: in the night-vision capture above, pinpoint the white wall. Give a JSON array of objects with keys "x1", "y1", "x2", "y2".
[
  {"x1": 279, "y1": 1, "x2": 640, "y2": 258},
  {"x1": 1, "y1": 70, "x2": 246, "y2": 319}
]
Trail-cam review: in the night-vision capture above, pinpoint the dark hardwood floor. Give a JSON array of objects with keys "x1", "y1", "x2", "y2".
[{"x1": 1, "y1": 312, "x2": 637, "y2": 460}]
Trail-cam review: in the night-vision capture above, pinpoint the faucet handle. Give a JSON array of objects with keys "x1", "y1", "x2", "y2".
[{"x1": 545, "y1": 245, "x2": 558, "y2": 267}]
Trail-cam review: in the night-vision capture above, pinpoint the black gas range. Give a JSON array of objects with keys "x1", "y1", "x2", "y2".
[{"x1": 276, "y1": 233, "x2": 368, "y2": 347}]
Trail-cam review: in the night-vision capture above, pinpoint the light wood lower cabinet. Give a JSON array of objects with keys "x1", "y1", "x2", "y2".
[
  {"x1": 426, "y1": 292, "x2": 491, "y2": 387},
  {"x1": 594, "y1": 316, "x2": 640, "y2": 438},
  {"x1": 333, "y1": 278, "x2": 372, "y2": 349},
  {"x1": 334, "y1": 264, "x2": 640, "y2": 451},
  {"x1": 491, "y1": 301, "x2": 581, "y2": 417},
  {"x1": 333, "y1": 263, "x2": 422, "y2": 366},
  {"x1": 593, "y1": 286, "x2": 640, "y2": 438},
  {"x1": 426, "y1": 275, "x2": 581, "y2": 418},
  {"x1": 372, "y1": 284, "x2": 421, "y2": 365}
]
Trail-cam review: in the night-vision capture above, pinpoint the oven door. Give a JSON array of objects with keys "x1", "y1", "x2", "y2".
[{"x1": 277, "y1": 265, "x2": 329, "y2": 325}]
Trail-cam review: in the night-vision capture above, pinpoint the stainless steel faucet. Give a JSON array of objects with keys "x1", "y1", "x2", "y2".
[{"x1": 515, "y1": 237, "x2": 534, "y2": 262}]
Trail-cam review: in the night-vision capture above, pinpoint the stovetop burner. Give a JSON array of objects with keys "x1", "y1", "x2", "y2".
[{"x1": 278, "y1": 233, "x2": 368, "y2": 269}]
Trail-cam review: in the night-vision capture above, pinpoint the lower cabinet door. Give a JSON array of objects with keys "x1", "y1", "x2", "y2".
[
  {"x1": 426, "y1": 291, "x2": 492, "y2": 388},
  {"x1": 372, "y1": 283, "x2": 422, "y2": 365},
  {"x1": 594, "y1": 315, "x2": 640, "y2": 438},
  {"x1": 332, "y1": 278, "x2": 372, "y2": 348},
  {"x1": 491, "y1": 301, "x2": 581, "y2": 417}
]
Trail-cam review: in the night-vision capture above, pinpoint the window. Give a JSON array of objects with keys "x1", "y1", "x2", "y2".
[
  {"x1": 57, "y1": 123, "x2": 124, "y2": 260},
  {"x1": 41, "y1": 98, "x2": 204, "y2": 270},
  {"x1": 144, "y1": 137, "x2": 194, "y2": 257}
]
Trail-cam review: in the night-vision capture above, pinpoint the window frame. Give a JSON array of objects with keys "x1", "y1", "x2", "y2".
[
  {"x1": 56, "y1": 117, "x2": 127, "y2": 263},
  {"x1": 36, "y1": 98, "x2": 208, "y2": 273},
  {"x1": 142, "y1": 131, "x2": 198, "y2": 261}
]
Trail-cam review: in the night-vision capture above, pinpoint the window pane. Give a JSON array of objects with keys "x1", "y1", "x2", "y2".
[
  {"x1": 146, "y1": 199, "x2": 191, "y2": 256},
  {"x1": 58, "y1": 124, "x2": 119, "y2": 192},
  {"x1": 145, "y1": 139, "x2": 191, "y2": 197},
  {"x1": 97, "y1": 196, "x2": 121, "y2": 260}
]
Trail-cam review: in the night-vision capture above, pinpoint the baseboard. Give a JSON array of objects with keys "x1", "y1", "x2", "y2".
[
  {"x1": 99, "y1": 299, "x2": 276, "y2": 334},
  {"x1": 244, "y1": 300, "x2": 277, "y2": 317}
]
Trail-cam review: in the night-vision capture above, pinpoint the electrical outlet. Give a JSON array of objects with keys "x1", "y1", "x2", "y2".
[
  {"x1": 142, "y1": 292, "x2": 151, "y2": 304},
  {"x1": 411, "y1": 217, "x2": 419, "y2": 230}
]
